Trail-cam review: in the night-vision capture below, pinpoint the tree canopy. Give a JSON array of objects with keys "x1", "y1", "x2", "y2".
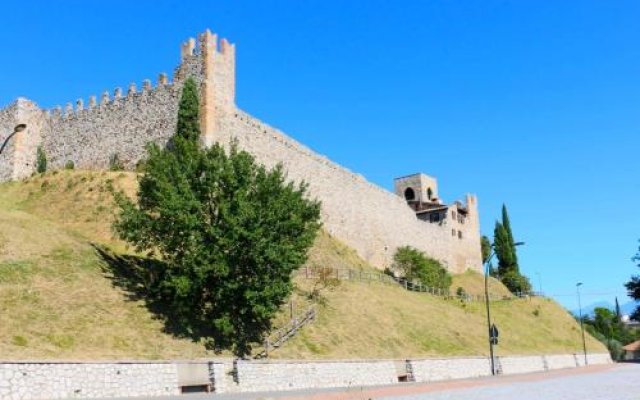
[
  {"x1": 113, "y1": 77, "x2": 322, "y2": 356},
  {"x1": 391, "y1": 246, "x2": 451, "y2": 290}
]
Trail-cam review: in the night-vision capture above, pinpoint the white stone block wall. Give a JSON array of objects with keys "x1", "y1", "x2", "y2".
[
  {"x1": 232, "y1": 359, "x2": 398, "y2": 392},
  {"x1": 0, "y1": 362, "x2": 179, "y2": 400},
  {"x1": 587, "y1": 353, "x2": 612, "y2": 365},
  {"x1": 0, "y1": 353, "x2": 614, "y2": 398},
  {"x1": 545, "y1": 354, "x2": 579, "y2": 370},
  {"x1": 409, "y1": 357, "x2": 491, "y2": 382},
  {"x1": 498, "y1": 355, "x2": 546, "y2": 375}
]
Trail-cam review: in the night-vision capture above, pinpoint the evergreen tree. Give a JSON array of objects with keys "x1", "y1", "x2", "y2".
[
  {"x1": 615, "y1": 297, "x2": 621, "y2": 321},
  {"x1": 36, "y1": 146, "x2": 47, "y2": 174},
  {"x1": 626, "y1": 242, "x2": 640, "y2": 320},
  {"x1": 480, "y1": 235, "x2": 492, "y2": 264},
  {"x1": 176, "y1": 78, "x2": 201, "y2": 143},
  {"x1": 113, "y1": 77, "x2": 322, "y2": 356},
  {"x1": 493, "y1": 221, "x2": 515, "y2": 276},
  {"x1": 501, "y1": 204, "x2": 519, "y2": 270}
]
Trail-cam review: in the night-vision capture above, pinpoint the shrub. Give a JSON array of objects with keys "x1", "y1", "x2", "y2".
[
  {"x1": 391, "y1": 246, "x2": 451, "y2": 290},
  {"x1": 501, "y1": 270, "x2": 532, "y2": 294},
  {"x1": 64, "y1": 160, "x2": 75, "y2": 170},
  {"x1": 456, "y1": 286, "x2": 467, "y2": 298},
  {"x1": 36, "y1": 146, "x2": 47, "y2": 173},
  {"x1": 109, "y1": 153, "x2": 124, "y2": 171}
]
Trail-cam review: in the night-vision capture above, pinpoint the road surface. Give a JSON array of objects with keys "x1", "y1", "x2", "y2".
[{"x1": 104, "y1": 363, "x2": 640, "y2": 400}]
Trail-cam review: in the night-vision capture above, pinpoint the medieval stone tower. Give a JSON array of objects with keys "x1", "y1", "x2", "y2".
[{"x1": 0, "y1": 29, "x2": 483, "y2": 274}]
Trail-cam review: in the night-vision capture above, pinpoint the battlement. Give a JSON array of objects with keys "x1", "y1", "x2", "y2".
[
  {"x1": 0, "y1": 28, "x2": 481, "y2": 273},
  {"x1": 46, "y1": 72, "x2": 175, "y2": 120},
  {"x1": 181, "y1": 29, "x2": 236, "y2": 60},
  {"x1": 43, "y1": 29, "x2": 236, "y2": 122}
]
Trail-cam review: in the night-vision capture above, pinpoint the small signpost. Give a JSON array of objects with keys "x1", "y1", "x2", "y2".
[{"x1": 490, "y1": 324, "x2": 499, "y2": 345}]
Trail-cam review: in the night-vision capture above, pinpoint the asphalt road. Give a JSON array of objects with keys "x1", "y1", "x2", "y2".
[{"x1": 101, "y1": 363, "x2": 640, "y2": 400}]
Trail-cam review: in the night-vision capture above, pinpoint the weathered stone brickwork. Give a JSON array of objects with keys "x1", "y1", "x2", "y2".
[
  {"x1": 232, "y1": 359, "x2": 398, "y2": 392},
  {"x1": 0, "y1": 362, "x2": 179, "y2": 399},
  {"x1": 0, "y1": 29, "x2": 481, "y2": 272},
  {"x1": 0, "y1": 353, "x2": 611, "y2": 398}
]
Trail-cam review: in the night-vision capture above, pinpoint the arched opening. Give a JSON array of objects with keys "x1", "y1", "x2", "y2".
[
  {"x1": 427, "y1": 187, "x2": 433, "y2": 200},
  {"x1": 404, "y1": 187, "x2": 415, "y2": 201}
]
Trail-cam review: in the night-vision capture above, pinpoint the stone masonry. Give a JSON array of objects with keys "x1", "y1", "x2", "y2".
[
  {"x1": 0, "y1": 29, "x2": 482, "y2": 273},
  {"x1": 0, "y1": 353, "x2": 612, "y2": 399}
]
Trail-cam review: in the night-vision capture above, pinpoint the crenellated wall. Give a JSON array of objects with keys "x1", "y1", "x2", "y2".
[{"x1": 0, "y1": 29, "x2": 482, "y2": 273}]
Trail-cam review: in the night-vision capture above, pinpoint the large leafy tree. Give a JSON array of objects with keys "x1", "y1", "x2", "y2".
[{"x1": 114, "y1": 77, "x2": 322, "y2": 356}]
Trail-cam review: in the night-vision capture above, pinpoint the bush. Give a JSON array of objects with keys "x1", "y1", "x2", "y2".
[
  {"x1": 64, "y1": 160, "x2": 75, "y2": 170},
  {"x1": 501, "y1": 270, "x2": 532, "y2": 294},
  {"x1": 36, "y1": 146, "x2": 47, "y2": 173},
  {"x1": 109, "y1": 153, "x2": 124, "y2": 171},
  {"x1": 392, "y1": 246, "x2": 451, "y2": 290},
  {"x1": 606, "y1": 338, "x2": 624, "y2": 361}
]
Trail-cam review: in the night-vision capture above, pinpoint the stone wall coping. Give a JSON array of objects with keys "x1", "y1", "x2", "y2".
[{"x1": 0, "y1": 353, "x2": 609, "y2": 365}]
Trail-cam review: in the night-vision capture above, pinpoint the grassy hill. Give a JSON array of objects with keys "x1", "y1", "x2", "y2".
[{"x1": 0, "y1": 171, "x2": 605, "y2": 360}]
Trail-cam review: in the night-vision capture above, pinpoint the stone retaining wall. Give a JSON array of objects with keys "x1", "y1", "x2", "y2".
[
  {"x1": 0, "y1": 362, "x2": 179, "y2": 400},
  {"x1": 409, "y1": 357, "x2": 491, "y2": 382},
  {"x1": 0, "y1": 353, "x2": 612, "y2": 399},
  {"x1": 231, "y1": 359, "x2": 398, "y2": 393}
]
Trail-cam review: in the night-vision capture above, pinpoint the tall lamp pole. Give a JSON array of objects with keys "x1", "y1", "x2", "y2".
[
  {"x1": 0, "y1": 124, "x2": 27, "y2": 156},
  {"x1": 576, "y1": 282, "x2": 588, "y2": 365},
  {"x1": 484, "y1": 241, "x2": 524, "y2": 375}
]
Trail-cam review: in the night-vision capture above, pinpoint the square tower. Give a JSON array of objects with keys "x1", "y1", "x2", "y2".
[{"x1": 394, "y1": 173, "x2": 439, "y2": 203}]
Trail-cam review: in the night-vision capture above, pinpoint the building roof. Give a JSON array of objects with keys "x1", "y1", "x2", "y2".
[{"x1": 623, "y1": 340, "x2": 640, "y2": 351}]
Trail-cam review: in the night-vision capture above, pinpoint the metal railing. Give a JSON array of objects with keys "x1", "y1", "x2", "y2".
[
  {"x1": 297, "y1": 266, "x2": 537, "y2": 303},
  {"x1": 255, "y1": 306, "x2": 317, "y2": 359}
]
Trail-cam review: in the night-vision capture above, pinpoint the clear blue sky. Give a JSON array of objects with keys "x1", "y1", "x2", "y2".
[{"x1": 1, "y1": 1, "x2": 639, "y2": 310}]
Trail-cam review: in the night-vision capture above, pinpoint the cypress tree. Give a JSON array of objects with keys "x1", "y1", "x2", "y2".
[
  {"x1": 494, "y1": 221, "x2": 514, "y2": 276},
  {"x1": 501, "y1": 204, "x2": 519, "y2": 271},
  {"x1": 176, "y1": 77, "x2": 201, "y2": 142}
]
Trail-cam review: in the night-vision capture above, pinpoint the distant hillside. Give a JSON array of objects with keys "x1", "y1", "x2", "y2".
[{"x1": 0, "y1": 171, "x2": 606, "y2": 359}]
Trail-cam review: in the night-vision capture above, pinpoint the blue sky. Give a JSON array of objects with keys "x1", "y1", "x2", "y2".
[{"x1": 1, "y1": 1, "x2": 639, "y2": 310}]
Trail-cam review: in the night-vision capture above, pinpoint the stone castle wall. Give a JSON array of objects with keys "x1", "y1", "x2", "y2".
[{"x1": 0, "y1": 29, "x2": 482, "y2": 273}]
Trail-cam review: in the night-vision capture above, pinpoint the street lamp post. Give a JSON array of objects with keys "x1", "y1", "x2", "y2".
[
  {"x1": 576, "y1": 282, "x2": 588, "y2": 365},
  {"x1": 0, "y1": 124, "x2": 27, "y2": 157},
  {"x1": 536, "y1": 271, "x2": 542, "y2": 295},
  {"x1": 484, "y1": 241, "x2": 524, "y2": 376}
]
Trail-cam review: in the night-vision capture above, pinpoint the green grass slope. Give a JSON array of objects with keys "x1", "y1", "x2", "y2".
[{"x1": 0, "y1": 171, "x2": 605, "y2": 360}]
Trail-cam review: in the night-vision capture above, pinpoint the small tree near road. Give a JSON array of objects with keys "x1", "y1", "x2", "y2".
[{"x1": 113, "y1": 77, "x2": 322, "y2": 357}]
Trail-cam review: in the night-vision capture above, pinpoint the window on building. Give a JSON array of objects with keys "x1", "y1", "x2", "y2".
[
  {"x1": 452, "y1": 229, "x2": 456, "y2": 236},
  {"x1": 427, "y1": 187, "x2": 433, "y2": 200},
  {"x1": 458, "y1": 230, "x2": 463, "y2": 239},
  {"x1": 451, "y1": 210, "x2": 457, "y2": 220},
  {"x1": 404, "y1": 187, "x2": 415, "y2": 201}
]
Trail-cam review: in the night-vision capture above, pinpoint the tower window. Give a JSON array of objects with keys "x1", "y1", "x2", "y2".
[
  {"x1": 458, "y1": 230, "x2": 463, "y2": 239},
  {"x1": 427, "y1": 187, "x2": 433, "y2": 200},
  {"x1": 404, "y1": 187, "x2": 415, "y2": 201}
]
